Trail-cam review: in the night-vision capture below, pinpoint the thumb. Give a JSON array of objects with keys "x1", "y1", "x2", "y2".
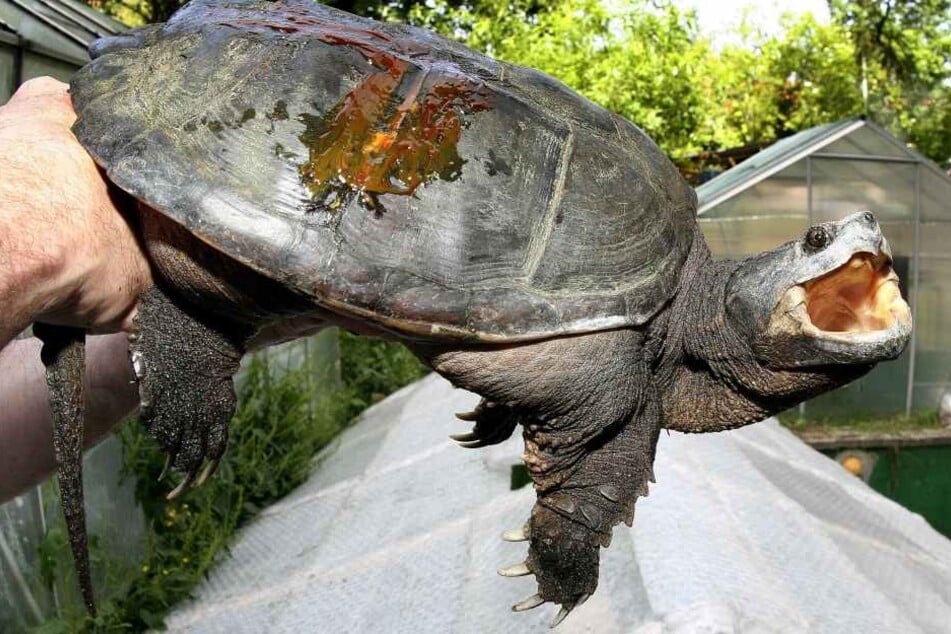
[{"x1": 5, "y1": 77, "x2": 75, "y2": 126}]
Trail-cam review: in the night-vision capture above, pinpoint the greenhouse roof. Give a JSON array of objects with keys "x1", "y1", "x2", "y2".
[
  {"x1": 696, "y1": 117, "x2": 947, "y2": 215},
  {"x1": 0, "y1": 0, "x2": 123, "y2": 65}
]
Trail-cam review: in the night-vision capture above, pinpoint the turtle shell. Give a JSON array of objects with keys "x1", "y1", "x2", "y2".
[{"x1": 70, "y1": 0, "x2": 698, "y2": 342}]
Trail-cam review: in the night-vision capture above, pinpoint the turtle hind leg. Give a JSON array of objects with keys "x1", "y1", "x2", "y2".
[
  {"x1": 131, "y1": 286, "x2": 248, "y2": 498},
  {"x1": 425, "y1": 329, "x2": 660, "y2": 626},
  {"x1": 32, "y1": 323, "x2": 96, "y2": 617}
]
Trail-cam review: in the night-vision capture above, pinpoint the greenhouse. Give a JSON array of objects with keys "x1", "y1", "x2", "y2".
[
  {"x1": 697, "y1": 117, "x2": 951, "y2": 418},
  {"x1": 0, "y1": 0, "x2": 122, "y2": 102}
]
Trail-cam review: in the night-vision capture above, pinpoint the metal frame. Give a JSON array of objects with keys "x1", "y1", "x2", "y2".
[
  {"x1": 12, "y1": 35, "x2": 22, "y2": 91},
  {"x1": 32, "y1": 0, "x2": 107, "y2": 39},
  {"x1": 811, "y1": 152, "x2": 919, "y2": 164},
  {"x1": 5, "y1": 0, "x2": 87, "y2": 49},
  {"x1": 906, "y1": 163, "x2": 922, "y2": 415}
]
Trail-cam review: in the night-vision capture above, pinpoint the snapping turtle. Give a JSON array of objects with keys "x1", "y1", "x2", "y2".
[{"x1": 36, "y1": 0, "x2": 911, "y2": 624}]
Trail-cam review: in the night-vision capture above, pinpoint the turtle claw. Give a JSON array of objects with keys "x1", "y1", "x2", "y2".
[
  {"x1": 498, "y1": 562, "x2": 531, "y2": 577},
  {"x1": 194, "y1": 458, "x2": 220, "y2": 488},
  {"x1": 158, "y1": 453, "x2": 173, "y2": 482},
  {"x1": 455, "y1": 400, "x2": 494, "y2": 421},
  {"x1": 449, "y1": 399, "x2": 518, "y2": 449},
  {"x1": 512, "y1": 594, "x2": 545, "y2": 612},
  {"x1": 166, "y1": 471, "x2": 196, "y2": 500},
  {"x1": 502, "y1": 526, "x2": 529, "y2": 542},
  {"x1": 550, "y1": 606, "x2": 571, "y2": 628},
  {"x1": 549, "y1": 594, "x2": 589, "y2": 628}
]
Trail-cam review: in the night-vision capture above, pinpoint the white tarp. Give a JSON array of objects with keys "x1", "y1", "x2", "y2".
[{"x1": 164, "y1": 374, "x2": 951, "y2": 633}]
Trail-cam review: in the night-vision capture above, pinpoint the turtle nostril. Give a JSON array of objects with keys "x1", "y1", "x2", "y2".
[{"x1": 862, "y1": 211, "x2": 876, "y2": 224}]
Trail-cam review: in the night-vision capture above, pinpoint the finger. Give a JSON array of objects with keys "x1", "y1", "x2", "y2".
[
  {"x1": 5, "y1": 77, "x2": 75, "y2": 126},
  {"x1": 11, "y1": 76, "x2": 68, "y2": 100}
]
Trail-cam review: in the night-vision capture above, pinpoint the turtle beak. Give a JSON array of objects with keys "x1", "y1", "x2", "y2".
[{"x1": 766, "y1": 249, "x2": 912, "y2": 365}]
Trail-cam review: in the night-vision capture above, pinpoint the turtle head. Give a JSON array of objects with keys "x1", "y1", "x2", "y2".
[{"x1": 725, "y1": 211, "x2": 912, "y2": 369}]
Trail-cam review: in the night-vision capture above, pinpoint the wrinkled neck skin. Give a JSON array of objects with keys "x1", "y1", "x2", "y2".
[{"x1": 649, "y1": 230, "x2": 870, "y2": 433}]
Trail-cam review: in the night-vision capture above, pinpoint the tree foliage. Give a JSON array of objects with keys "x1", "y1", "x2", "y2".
[{"x1": 829, "y1": 0, "x2": 951, "y2": 163}]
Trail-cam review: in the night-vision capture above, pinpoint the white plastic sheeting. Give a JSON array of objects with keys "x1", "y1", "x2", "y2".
[{"x1": 164, "y1": 374, "x2": 951, "y2": 633}]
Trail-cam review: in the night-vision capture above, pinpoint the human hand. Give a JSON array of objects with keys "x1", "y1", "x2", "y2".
[{"x1": 0, "y1": 77, "x2": 152, "y2": 348}]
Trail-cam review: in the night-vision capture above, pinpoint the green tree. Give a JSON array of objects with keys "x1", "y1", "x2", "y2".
[
  {"x1": 765, "y1": 15, "x2": 864, "y2": 135},
  {"x1": 829, "y1": 0, "x2": 951, "y2": 87},
  {"x1": 671, "y1": 12, "x2": 862, "y2": 156},
  {"x1": 829, "y1": 0, "x2": 951, "y2": 163}
]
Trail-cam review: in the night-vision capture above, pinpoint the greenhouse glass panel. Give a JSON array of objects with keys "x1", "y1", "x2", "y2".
[
  {"x1": 0, "y1": 43, "x2": 13, "y2": 103},
  {"x1": 0, "y1": 487, "x2": 54, "y2": 630},
  {"x1": 811, "y1": 158, "x2": 916, "y2": 222},
  {"x1": 699, "y1": 163, "x2": 809, "y2": 258},
  {"x1": 699, "y1": 216, "x2": 809, "y2": 259},
  {"x1": 918, "y1": 221, "x2": 951, "y2": 261},
  {"x1": 818, "y1": 125, "x2": 910, "y2": 159},
  {"x1": 920, "y1": 166, "x2": 951, "y2": 222},
  {"x1": 912, "y1": 249, "x2": 951, "y2": 410},
  {"x1": 701, "y1": 163, "x2": 807, "y2": 220}
]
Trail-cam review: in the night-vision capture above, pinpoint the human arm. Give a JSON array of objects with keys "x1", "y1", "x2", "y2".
[
  {"x1": 0, "y1": 77, "x2": 152, "y2": 349},
  {"x1": 0, "y1": 77, "x2": 153, "y2": 501}
]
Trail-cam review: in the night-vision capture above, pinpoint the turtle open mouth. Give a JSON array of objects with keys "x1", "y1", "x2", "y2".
[
  {"x1": 781, "y1": 252, "x2": 910, "y2": 338},
  {"x1": 802, "y1": 252, "x2": 907, "y2": 334}
]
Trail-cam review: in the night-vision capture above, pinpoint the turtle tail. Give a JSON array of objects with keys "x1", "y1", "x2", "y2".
[{"x1": 32, "y1": 323, "x2": 96, "y2": 617}]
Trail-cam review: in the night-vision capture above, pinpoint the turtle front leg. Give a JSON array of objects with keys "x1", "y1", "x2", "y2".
[
  {"x1": 423, "y1": 329, "x2": 659, "y2": 626},
  {"x1": 511, "y1": 398, "x2": 659, "y2": 624},
  {"x1": 131, "y1": 286, "x2": 247, "y2": 497}
]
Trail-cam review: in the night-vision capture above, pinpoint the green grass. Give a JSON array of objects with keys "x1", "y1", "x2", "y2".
[
  {"x1": 33, "y1": 331, "x2": 425, "y2": 633},
  {"x1": 778, "y1": 408, "x2": 943, "y2": 436}
]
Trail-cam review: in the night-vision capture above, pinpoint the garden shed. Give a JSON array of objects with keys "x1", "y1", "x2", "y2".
[
  {"x1": 0, "y1": 0, "x2": 123, "y2": 103},
  {"x1": 696, "y1": 117, "x2": 951, "y2": 418}
]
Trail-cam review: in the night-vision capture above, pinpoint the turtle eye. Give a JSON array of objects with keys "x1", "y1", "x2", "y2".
[{"x1": 805, "y1": 225, "x2": 834, "y2": 251}]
